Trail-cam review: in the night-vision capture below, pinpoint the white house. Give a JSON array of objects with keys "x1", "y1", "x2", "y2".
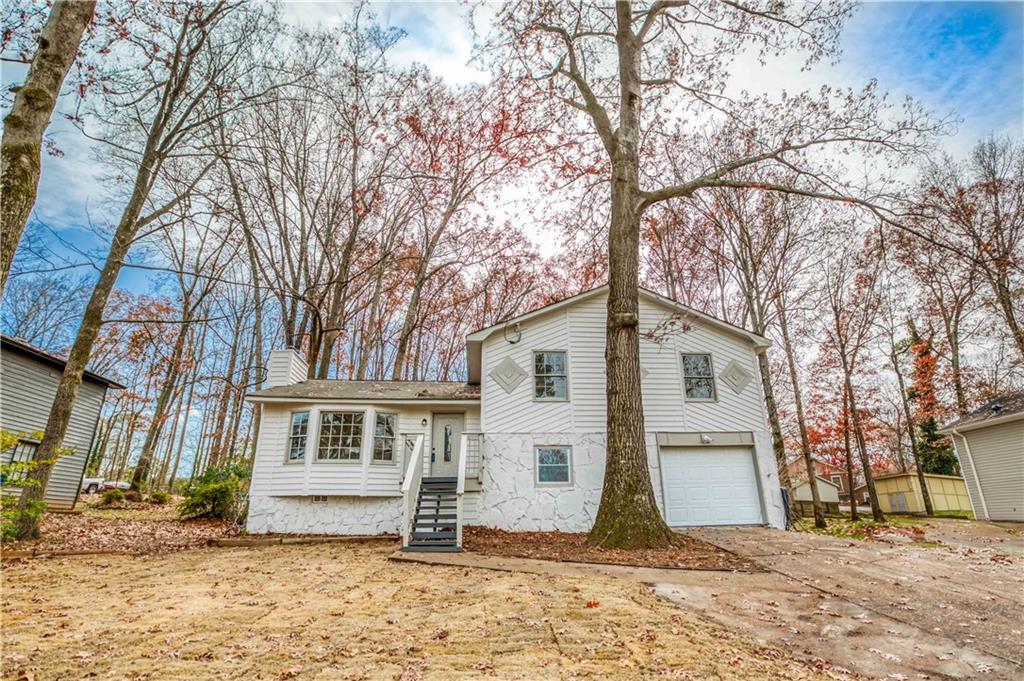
[{"x1": 245, "y1": 286, "x2": 786, "y2": 551}]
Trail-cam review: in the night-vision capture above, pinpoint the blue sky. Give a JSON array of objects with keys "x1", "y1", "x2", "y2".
[{"x1": 6, "y1": 1, "x2": 1023, "y2": 298}]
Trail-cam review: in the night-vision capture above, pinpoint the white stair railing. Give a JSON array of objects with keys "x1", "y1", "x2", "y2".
[
  {"x1": 400, "y1": 434, "x2": 425, "y2": 548},
  {"x1": 456, "y1": 434, "x2": 469, "y2": 549}
]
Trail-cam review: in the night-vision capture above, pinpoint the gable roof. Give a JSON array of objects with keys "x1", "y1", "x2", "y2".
[
  {"x1": 465, "y1": 285, "x2": 769, "y2": 383},
  {"x1": 0, "y1": 334, "x2": 125, "y2": 389},
  {"x1": 248, "y1": 380, "x2": 479, "y2": 403},
  {"x1": 939, "y1": 392, "x2": 1024, "y2": 433}
]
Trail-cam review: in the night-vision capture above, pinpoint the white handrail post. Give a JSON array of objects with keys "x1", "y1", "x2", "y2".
[
  {"x1": 400, "y1": 434, "x2": 424, "y2": 548},
  {"x1": 456, "y1": 434, "x2": 468, "y2": 548}
]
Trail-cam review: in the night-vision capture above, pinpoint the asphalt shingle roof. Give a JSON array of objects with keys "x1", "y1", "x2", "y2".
[
  {"x1": 940, "y1": 392, "x2": 1024, "y2": 431},
  {"x1": 248, "y1": 380, "x2": 480, "y2": 402}
]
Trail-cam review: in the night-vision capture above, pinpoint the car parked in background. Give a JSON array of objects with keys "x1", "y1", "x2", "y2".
[
  {"x1": 81, "y1": 477, "x2": 103, "y2": 494},
  {"x1": 101, "y1": 481, "x2": 131, "y2": 491}
]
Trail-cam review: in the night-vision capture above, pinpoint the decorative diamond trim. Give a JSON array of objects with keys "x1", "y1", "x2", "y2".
[
  {"x1": 719, "y1": 359, "x2": 753, "y2": 395},
  {"x1": 490, "y1": 356, "x2": 528, "y2": 394}
]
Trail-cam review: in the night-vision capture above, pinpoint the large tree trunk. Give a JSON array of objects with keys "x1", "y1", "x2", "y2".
[
  {"x1": 842, "y1": 388, "x2": 859, "y2": 522},
  {"x1": 131, "y1": 320, "x2": 189, "y2": 490},
  {"x1": 13, "y1": 142, "x2": 159, "y2": 538},
  {"x1": 0, "y1": 0, "x2": 96, "y2": 295},
  {"x1": 777, "y1": 296, "x2": 826, "y2": 528},
  {"x1": 844, "y1": 374, "x2": 885, "y2": 522},
  {"x1": 588, "y1": 2, "x2": 673, "y2": 549},
  {"x1": 891, "y1": 343, "x2": 933, "y2": 515},
  {"x1": 756, "y1": 350, "x2": 794, "y2": 498}
]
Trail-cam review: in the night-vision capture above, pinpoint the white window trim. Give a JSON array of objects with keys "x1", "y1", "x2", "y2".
[
  {"x1": 535, "y1": 445, "x2": 573, "y2": 487},
  {"x1": 314, "y1": 409, "x2": 365, "y2": 464},
  {"x1": 680, "y1": 352, "x2": 718, "y2": 403},
  {"x1": 284, "y1": 410, "x2": 310, "y2": 465},
  {"x1": 532, "y1": 349, "x2": 570, "y2": 402},
  {"x1": 371, "y1": 411, "x2": 399, "y2": 466}
]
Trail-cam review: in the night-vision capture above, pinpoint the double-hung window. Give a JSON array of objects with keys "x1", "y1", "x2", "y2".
[
  {"x1": 534, "y1": 351, "x2": 568, "y2": 400},
  {"x1": 373, "y1": 413, "x2": 397, "y2": 463},
  {"x1": 286, "y1": 411, "x2": 309, "y2": 462},
  {"x1": 536, "y1": 446, "x2": 572, "y2": 485},
  {"x1": 681, "y1": 353, "x2": 717, "y2": 401},
  {"x1": 317, "y1": 411, "x2": 364, "y2": 461}
]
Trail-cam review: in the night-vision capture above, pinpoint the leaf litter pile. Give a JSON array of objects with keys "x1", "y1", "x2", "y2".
[
  {"x1": 2, "y1": 503, "x2": 235, "y2": 556},
  {"x1": 463, "y1": 526, "x2": 760, "y2": 571},
  {"x1": 2, "y1": 542, "x2": 834, "y2": 680}
]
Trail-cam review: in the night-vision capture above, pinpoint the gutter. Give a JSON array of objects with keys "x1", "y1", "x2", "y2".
[{"x1": 952, "y1": 427, "x2": 989, "y2": 520}]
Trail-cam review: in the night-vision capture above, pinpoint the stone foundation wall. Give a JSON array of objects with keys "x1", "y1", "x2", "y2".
[
  {"x1": 246, "y1": 494, "x2": 402, "y2": 535},
  {"x1": 471, "y1": 432, "x2": 663, "y2": 532}
]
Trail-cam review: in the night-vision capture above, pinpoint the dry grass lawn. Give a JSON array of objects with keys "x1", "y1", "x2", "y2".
[{"x1": 2, "y1": 542, "x2": 835, "y2": 680}]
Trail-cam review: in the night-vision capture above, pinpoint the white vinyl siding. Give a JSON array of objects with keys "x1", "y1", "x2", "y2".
[
  {"x1": 957, "y1": 422, "x2": 1024, "y2": 522},
  {"x1": 482, "y1": 309, "x2": 573, "y2": 433},
  {"x1": 0, "y1": 348, "x2": 109, "y2": 509},
  {"x1": 483, "y1": 292, "x2": 765, "y2": 434},
  {"x1": 249, "y1": 404, "x2": 481, "y2": 498}
]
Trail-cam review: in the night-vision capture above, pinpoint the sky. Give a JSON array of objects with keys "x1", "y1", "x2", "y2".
[{"x1": 3, "y1": 0, "x2": 1022, "y2": 297}]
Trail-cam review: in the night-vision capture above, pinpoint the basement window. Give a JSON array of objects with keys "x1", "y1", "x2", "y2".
[
  {"x1": 535, "y1": 446, "x2": 572, "y2": 486},
  {"x1": 311, "y1": 495, "x2": 328, "y2": 503}
]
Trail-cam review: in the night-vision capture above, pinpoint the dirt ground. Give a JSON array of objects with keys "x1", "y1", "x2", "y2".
[
  {"x1": 463, "y1": 525, "x2": 759, "y2": 570},
  {"x1": 1, "y1": 542, "x2": 837, "y2": 681},
  {"x1": 666, "y1": 519, "x2": 1024, "y2": 680},
  {"x1": 2, "y1": 501, "x2": 234, "y2": 555}
]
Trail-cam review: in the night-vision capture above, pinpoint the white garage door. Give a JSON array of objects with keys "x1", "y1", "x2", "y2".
[{"x1": 660, "y1": 446, "x2": 764, "y2": 526}]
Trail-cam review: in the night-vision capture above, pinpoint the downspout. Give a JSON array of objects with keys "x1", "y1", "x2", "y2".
[{"x1": 952, "y1": 428, "x2": 989, "y2": 520}]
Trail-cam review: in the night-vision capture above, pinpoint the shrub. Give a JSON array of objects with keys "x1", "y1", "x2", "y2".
[
  {"x1": 1, "y1": 429, "x2": 54, "y2": 541},
  {"x1": 148, "y1": 491, "x2": 172, "y2": 505},
  {"x1": 179, "y1": 463, "x2": 250, "y2": 522},
  {"x1": 123, "y1": 489, "x2": 144, "y2": 503},
  {"x1": 99, "y1": 488, "x2": 125, "y2": 506}
]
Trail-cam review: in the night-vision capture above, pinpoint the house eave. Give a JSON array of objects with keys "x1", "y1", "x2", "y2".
[
  {"x1": 245, "y1": 396, "x2": 480, "y2": 406},
  {"x1": 938, "y1": 411, "x2": 1024, "y2": 434}
]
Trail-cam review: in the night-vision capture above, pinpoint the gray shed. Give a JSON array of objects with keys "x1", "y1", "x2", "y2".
[
  {"x1": 940, "y1": 393, "x2": 1024, "y2": 522},
  {"x1": 0, "y1": 335, "x2": 124, "y2": 510}
]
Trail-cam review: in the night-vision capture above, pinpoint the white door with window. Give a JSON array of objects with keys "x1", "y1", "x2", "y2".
[
  {"x1": 430, "y1": 413, "x2": 464, "y2": 478},
  {"x1": 660, "y1": 446, "x2": 764, "y2": 526}
]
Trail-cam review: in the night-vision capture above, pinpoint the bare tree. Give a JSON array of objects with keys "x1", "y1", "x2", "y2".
[
  {"x1": 14, "y1": 1, "x2": 281, "y2": 539},
  {"x1": 492, "y1": 0, "x2": 937, "y2": 546},
  {"x1": 1, "y1": 0, "x2": 96, "y2": 294}
]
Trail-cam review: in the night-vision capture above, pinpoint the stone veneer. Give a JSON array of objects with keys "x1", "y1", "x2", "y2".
[
  {"x1": 247, "y1": 494, "x2": 402, "y2": 535},
  {"x1": 470, "y1": 432, "x2": 664, "y2": 532}
]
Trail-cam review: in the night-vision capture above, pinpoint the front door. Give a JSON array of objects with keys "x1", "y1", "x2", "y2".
[{"x1": 430, "y1": 413, "x2": 464, "y2": 478}]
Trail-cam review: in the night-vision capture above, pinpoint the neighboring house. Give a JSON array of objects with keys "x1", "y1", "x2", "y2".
[
  {"x1": 872, "y1": 472, "x2": 972, "y2": 515},
  {"x1": 787, "y1": 457, "x2": 849, "y2": 499},
  {"x1": 245, "y1": 285, "x2": 787, "y2": 550},
  {"x1": 849, "y1": 483, "x2": 871, "y2": 506},
  {"x1": 0, "y1": 335, "x2": 124, "y2": 510},
  {"x1": 939, "y1": 394, "x2": 1024, "y2": 522},
  {"x1": 793, "y1": 476, "x2": 841, "y2": 516}
]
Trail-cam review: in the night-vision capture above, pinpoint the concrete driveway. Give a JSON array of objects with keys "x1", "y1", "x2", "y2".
[{"x1": 662, "y1": 519, "x2": 1023, "y2": 680}]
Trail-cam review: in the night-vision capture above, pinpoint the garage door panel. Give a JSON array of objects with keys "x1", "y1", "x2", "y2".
[{"x1": 661, "y1": 446, "x2": 763, "y2": 526}]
